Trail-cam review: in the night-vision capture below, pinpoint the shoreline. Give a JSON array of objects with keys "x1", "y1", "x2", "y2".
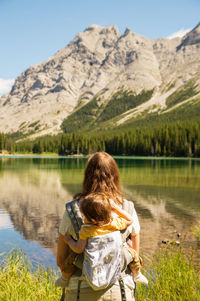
[{"x1": 0, "y1": 153, "x2": 200, "y2": 160}]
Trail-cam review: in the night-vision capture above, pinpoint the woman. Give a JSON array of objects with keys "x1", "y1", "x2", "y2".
[{"x1": 57, "y1": 152, "x2": 140, "y2": 301}]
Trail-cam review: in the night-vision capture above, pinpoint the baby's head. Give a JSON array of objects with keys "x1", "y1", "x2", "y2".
[{"x1": 80, "y1": 193, "x2": 111, "y2": 226}]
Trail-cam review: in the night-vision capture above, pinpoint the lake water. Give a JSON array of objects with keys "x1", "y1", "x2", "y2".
[{"x1": 0, "y1": 156, "x2": 200, "y2": 270}]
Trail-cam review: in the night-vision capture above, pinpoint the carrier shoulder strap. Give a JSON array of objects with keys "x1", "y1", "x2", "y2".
[
  {"x1": 61, "y1": 200, "x2": 83, "y2": 301},
  {"x1": 65, "y1": 199, "x2": 83, "y2": 240},
  {"x1": 119, "y1": 276, "x2": 127, "y2": 301}
]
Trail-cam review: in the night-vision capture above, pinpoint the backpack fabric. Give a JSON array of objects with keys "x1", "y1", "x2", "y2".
[
  {"x1": 83, "y1": 231, "x2": 122, "y2": 290},
  {"x1": 65, "y1": 199, "x2": 83, "y2": 239},
  {"x1": 65, "y1": 199, "x2": 131, "y2": 290}
]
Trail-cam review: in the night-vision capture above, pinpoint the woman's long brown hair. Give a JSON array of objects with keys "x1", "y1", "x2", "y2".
[{"x1": 74, "y1": 152, "x2": 123, "y2": 204}]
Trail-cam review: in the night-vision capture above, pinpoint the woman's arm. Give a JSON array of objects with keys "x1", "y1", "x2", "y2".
[
  {"x1": 111, "y1": 201, "x2": 133, "y2": 226},
  {"x1": 64, "y1": 232, "x2": 87, "y2": 254},
  {"x1": 57, "y1": 234, "x2": 69, "y2": 271},
  {"x1": 131, "y1": 233, "x2": 140, "y2": 254}
]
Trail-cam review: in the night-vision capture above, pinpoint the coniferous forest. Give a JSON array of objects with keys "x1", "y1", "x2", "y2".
[{"x1": 1, "y1": 120, "x2": 200, "y2": 157}]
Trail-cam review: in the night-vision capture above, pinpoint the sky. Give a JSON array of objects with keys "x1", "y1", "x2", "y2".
[{"x1": 0, "y1": 0, "x2": 199, "y2": 95}]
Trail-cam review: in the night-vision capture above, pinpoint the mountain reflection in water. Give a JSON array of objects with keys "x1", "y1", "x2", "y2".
[{"x1": 0, "y1": 157, "x2": 199, "y2": 268}]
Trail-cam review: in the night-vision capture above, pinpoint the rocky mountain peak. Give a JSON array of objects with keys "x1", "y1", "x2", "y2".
[
  {"x1": 100, "y1": 25, "x2": 119, "y2": 36},
  {"x1": 84, "y1": 24, "x2": 104, "y2": 32},
  {"x1": 123, "y1": 28, "x2": 133, "y2": 36},
  {"x1": 70, "y1": 24, "x2": 120, "y2": 54},
  {"x1": 0, "y1": 23, "x2": 200, "y2": 138},
  {"x1": 83, "y1": 24, "x2": 120, "y2": 36},
  {"x1": 193, "y1": 21, "x2": 200, "y2": 33},
  {"x1": 177, "y1": 21, "x2": 200, "y2": 50}
]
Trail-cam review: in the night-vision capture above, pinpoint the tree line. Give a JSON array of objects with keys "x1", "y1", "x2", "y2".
[
  {"x1": 0, "y1": 133, "x2": 14, "y2": 153},
  {"x1": 1, "y1": 121, "x2": 200, "y2": 157}
]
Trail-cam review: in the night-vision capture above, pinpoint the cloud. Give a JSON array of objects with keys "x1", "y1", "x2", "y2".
[
  {"x1": 167, "y1": 28, "x2": 191, "y2": 39},
  {"x1": 0, "y1": 78, "x2": 15, "y2": 95}
]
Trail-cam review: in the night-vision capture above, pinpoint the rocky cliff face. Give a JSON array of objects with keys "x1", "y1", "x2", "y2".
[{"x1": 0, "y1": 23, "x2": 200, "y2": 137}]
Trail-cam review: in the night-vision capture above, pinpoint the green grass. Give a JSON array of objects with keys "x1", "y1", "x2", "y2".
[
  {"x1": 137, "y1": 247, "x2": 200, "y2": 301},
  {"x1": 1, "y1": 247, "x2": 199, "y2": 301},
  {"x1": 0, "y1": 250, "x2": 60, "y2": 301},
  {"x1": 28, "y1": 120, "x2": 40, "y2": 128},
  {"x1": 118, "y1": 96, "x2": 200, "y2": 133},
  {"x1": 61, "y1": 97, "x2": 99, "y2": 133},
  {"x1": 166, "y1": 78, "x2": 199, "y2": 108},
  {"x1": 96, "y1": 89, "x2": 154, "y2": 122},
  {"x1": 61, "y1": 89, "x2": 154, "y2": 133},
  {"x1": 192, "y1": 221, "x2": 200, "y2": 243},
  {"x1": 165, "y1": 80, "x2": 176, "y2": 92}
]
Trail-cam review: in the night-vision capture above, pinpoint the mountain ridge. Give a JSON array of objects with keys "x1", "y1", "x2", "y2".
[{"x1": 0, "y1": 23, "x2": 200, "y2": 138}]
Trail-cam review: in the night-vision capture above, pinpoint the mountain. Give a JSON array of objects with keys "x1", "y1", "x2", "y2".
[
  {"x1": 0, "y1": 23, "x2": 200, "y2": 138},
  {"x1": 177, "y1": 22, "x2": 200, "y2": 50}
]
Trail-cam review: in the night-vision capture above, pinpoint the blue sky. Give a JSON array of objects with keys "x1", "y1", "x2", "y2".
[{"x1": 0, "y1": 0, "x2": 199, "y2": 95}]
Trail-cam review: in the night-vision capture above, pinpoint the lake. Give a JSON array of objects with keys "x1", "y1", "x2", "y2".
[{"x1": 0, "y1": 156, "x2": 200, "y2": 270}]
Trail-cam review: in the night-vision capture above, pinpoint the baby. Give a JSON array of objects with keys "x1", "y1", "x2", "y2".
[{"x1": 55, "y1": 193, "x2": 148, "y2": 287}]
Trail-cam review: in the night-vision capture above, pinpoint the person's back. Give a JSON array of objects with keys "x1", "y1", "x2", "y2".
[
  {"x1": 56, "y1": 152, "x2": 144, "y2": 300},
  {"x1": 61, "y1": 193, "x2": 133, "y2": 290}
]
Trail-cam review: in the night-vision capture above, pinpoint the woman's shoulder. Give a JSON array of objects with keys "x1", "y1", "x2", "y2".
[{"x1": 122, "y1": 198, "x2": 135, "y2": 211}]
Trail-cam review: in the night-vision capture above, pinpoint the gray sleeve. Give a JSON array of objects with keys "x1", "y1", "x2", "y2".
[
  {"x1": 121, "y1": 200, "x2": 140, "y2": 274},
  {"x1": 129, "y1": 201, "x2": 140, "y2": 235}
]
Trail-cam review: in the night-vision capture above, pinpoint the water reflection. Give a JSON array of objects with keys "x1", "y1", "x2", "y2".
[
  {"x1": 0, "y1": 170, "x2": 71, "y2": 252},
  {"x1": 0, "y1": 157, "x2": 199, "y2": 268},
  {"x1": 0, "y1": 210, "x2": 13, "y2": 229}
]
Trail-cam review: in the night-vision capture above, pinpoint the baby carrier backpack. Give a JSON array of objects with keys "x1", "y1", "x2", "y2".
[
  {"x1": 83, "y1": 230, "x2": 122, "y2": 290},
  {"x1": 60, "y1": 199, "x2": 128, "y2": 301}
]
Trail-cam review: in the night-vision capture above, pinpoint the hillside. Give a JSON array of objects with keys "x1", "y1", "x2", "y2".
[{"x1": 0, "y1": 23, "x2": 200, "y2": 138}]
